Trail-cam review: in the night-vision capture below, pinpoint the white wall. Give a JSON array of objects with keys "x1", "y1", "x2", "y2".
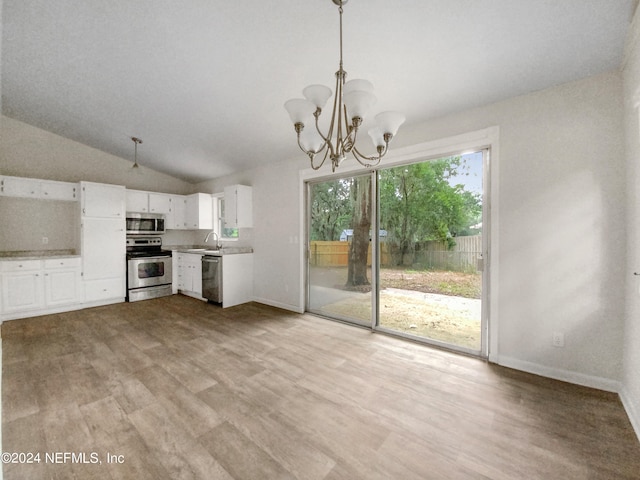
[
  {"x1": 622, "y1": 4, "x2": 640, "y2": 439},
  {"x1": 194, "y1": 160, "x2": 302, "y2": 311},
  {"x1": 0, "y1": 115, "x2": 192, "y2": 194},
  {"x1": 198, "y1": 69, "x2": 627, "y2": 391}
]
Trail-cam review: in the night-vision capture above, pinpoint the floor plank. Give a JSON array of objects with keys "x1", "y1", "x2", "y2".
[{"x1": 2, "y1": 294, "x2": 640, "y2": 479}]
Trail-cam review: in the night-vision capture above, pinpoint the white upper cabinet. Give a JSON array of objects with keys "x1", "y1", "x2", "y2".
[
  {"x1": 149, "y1": 193, "x2": 171, "y2": 214},
  {"x1": 125, "y1": 190, "x2": 180, "y2": 226},
  {"x1": 126, "y1": 190, "x2": 149, "y2": 212},
  {"x1": 224, "y1": 184, "x2": 252, "y2": 228},
  {"x1": 81, "y1": 182, "x2": 126, "y2": 218},
  {"x1": 185, "y1": 193, "x2": 213, "y2": 230},
  {"x1": 0, "y1": 175, "x2": 79, "y2": 201},
  {"x1": 41, "y1": 180, "x2": 79, "y2": 201},
  {"x1": 168, "y1": 195, "x2": 187, "y2": 229},
  {"x1": 1, "y1": 176, "x2": 40, "y2": 198}
]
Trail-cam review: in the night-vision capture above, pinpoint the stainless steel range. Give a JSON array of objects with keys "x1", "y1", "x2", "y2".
[{"x1": 126, "y1": 236, "x2": 172, "y2": 302}]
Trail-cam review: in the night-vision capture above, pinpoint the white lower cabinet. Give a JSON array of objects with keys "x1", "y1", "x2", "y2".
[
  {"x1": 84, "y1": 278, "x2": 124, "y2": 302},
  {"x1": 0, "y1": 257, "x2": 82, "y2": 319},
  {"x1": 175, "y1": 253, "x2": 204, "y2": 299},
  {"x1": 1, "y1": 262, "x2": 43, "y2": 314},
  {"x1": 43, "y1": 258, "x2": 82, "y2": 307},
  {"x1": 220, "y1": 253, "x2": 253, "y2": 308}
]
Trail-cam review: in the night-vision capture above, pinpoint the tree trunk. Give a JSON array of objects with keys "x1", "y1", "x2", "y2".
[{"x1": 346, "y1": 176, "x2": 371, "y2": 287}]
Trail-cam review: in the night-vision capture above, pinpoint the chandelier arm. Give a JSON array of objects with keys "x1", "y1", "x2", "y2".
[
  {"x1": 312, "y1": 112, "x2": 331, "y2": 154},
  {"x1": 296, "y1": 132, "x2": 328, "y2": 170},
  {"x1": 351, "y1": 144, "x2": 385, "y2": 167},
  {"x1": 312, "y1": 146, "x2": 332, "y2": 170}
]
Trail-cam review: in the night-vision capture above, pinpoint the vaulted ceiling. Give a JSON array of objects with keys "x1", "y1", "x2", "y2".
[{"x1": 1, "y1": 0, "x2": 637, "y2": 183}]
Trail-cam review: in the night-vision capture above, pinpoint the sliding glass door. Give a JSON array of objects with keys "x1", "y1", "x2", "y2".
[
  {"x1": 307, "y1": 173, "x2": 373, "y2": 327},
  {"x1": 306, "y1": 151, "x2": 487, "y2": 356},
  {"x1": 377, "y1": 153, "x2": 484, "y2": 352}
]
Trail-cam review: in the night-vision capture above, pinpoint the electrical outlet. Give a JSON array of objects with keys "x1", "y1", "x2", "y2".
[
  {"x1": 552, "y1": 332, "x2": 565, "y2": 347},
  {"x1": 42, "y1": 236, "x2": 49, "y2": 245}
]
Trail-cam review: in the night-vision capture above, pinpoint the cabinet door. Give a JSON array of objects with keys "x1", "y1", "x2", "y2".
[
  {"x1": 0, "y1": 176, "x2": 40, "y2": 198},
  {"x1": 191, "y1": 259, "x2": 202, "y2": 295},
  {"x1": 224, "y1": 185, "x2": 252, "y2": 228},
  {"x1": 126, "y1": 190, "x2": 149, "y2": 212},
  {"x1": 82, "y1": 217, "x2": 126, "y2": 280},
  {"x1": 41, "y1": 180, "x2": 79, "y2": 201},
  {"x1": 2, "y1": 272, "x2": 44, "y2": 313},
  {"x1": 45, "y1": 269, "x2": 80, "y2": 306},
  {"x1": 186, "y1": 193, "x2": 213, "y2": 230},
  {"x1": 81, "y1": 182, "x2": 126, "y2": 218},
  {"x1": 149, "y1": 193, "x2": 171, "y2": 214},
  {"x1": 169, "y1": 195, "x2": 187, "y2": 229}
]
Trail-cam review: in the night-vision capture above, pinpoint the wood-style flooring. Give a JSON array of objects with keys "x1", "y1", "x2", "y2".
[{"x1": 2, "y1": 295, "x2": 640, "y2": 479}]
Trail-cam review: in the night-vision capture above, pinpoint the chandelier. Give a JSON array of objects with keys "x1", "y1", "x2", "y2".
[{"x1": 284, "y1": 0, "x2": 405, "y2": 172}]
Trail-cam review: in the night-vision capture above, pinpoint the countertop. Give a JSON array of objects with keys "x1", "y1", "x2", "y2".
[
  {"x1": 0, "y1": 249, "x2": 79, "y2": 260},
  {"x1": 164, "y1": 245, "x2": 253, "y2": 256}
]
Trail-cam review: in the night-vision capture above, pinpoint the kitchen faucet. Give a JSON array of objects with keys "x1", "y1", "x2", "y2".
[{"x1": 204, "y1": 230, "x2": 222, "y2": 249}]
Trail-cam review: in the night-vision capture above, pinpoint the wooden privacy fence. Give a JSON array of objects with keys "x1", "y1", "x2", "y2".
[{"x1": 309, "y1": 235, "x2": 482, "y2": 272}]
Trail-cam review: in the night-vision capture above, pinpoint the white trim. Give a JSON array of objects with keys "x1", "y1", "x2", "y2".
[
  {"x1": 620, "y1": 385, "x2": 640, "y2": 442},
  {"x1": 253, "y1": 297, "x2": 304, "y2": 314},
  {"x1": 496, "y1": 355, "x2": 622, "y2": 393}
]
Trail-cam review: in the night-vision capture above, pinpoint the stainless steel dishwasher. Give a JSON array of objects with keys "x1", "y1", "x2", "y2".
[{"x1": 202, "y1": 255, "x2": 222, "y2": 303}]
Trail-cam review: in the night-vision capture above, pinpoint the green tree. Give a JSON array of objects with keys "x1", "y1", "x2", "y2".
[
  {"x1": 379, "y1": 157, "x2": 481, "y2": 265},
  {"x1": 309, "y1": 180, "x2": 351, "y2": 241}
]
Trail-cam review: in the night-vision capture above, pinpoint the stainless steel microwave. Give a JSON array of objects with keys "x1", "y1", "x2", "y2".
[{"x1": 126, "y1": 212, "x2": 166, "y2": 235}]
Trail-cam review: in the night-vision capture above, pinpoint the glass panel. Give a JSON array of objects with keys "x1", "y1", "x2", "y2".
[
  {"x1": 308, "y1": 174, "x2": 373, "y2": 327},
  {"x1": 377, "y1": 153, "x2": 484, "y2": 352},
  {"x1": 138, "y1": 262, "x2": 165, "y2": 279}
]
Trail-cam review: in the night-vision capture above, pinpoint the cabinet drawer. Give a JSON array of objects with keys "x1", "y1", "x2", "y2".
[
  {"x1": 0, "y1": 260, "x2": 42, "y2": 272},
  {"x1": 44, "y1": 257, "x2": 82, "y2": 269},
  {"x1": 84, "y1": 277, "x2": 124, "y2": 302}
]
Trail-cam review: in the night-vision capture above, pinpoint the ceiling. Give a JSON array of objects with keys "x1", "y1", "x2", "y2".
[{"x1": 1, "y1": 0, "x2": 638, "y2": 183}]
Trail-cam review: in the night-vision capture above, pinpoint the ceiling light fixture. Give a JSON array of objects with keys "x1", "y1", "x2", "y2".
[
  {"x1": 284, "y1": 0, "x2": 405, "y2": 172},
  {"x1": 131, "y1": 136, "x2": 143, "y2": 170}
]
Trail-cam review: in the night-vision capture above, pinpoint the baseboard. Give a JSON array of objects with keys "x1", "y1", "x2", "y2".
[
  {"x1": 620, "y1": 385, "x2": 640, "y2": 442},
  {"x1": 495, "y1": 355, "x2": 621, "y2": 393},
  {"x1": 252, "y1": 297, "x2": 304, "y2": 314}
]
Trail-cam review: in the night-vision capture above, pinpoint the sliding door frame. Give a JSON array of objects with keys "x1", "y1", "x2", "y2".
[{"x1": 300, "y1": 126, "x2": 500, "y2": 360}]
